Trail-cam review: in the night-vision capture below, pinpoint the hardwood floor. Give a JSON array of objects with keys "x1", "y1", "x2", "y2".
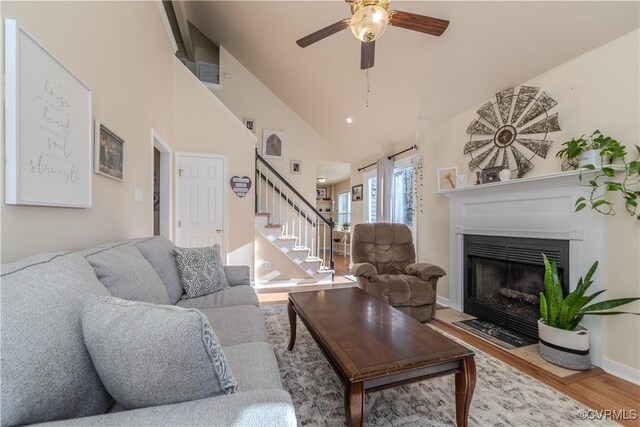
[
  {"x1": 256, "y1": 283, "x2": 640, "y2": 426},
  {"x1": 332, "y1": 253, "x2": 351, "y2": 276}
]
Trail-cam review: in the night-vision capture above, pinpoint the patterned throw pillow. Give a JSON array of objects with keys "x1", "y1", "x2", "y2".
[
  {"x1": 82, "y1": 296, "x2": 237, "y2": 410},
  {"x1": 174, "y1": 245, "x2": 230, "y2": 300}
]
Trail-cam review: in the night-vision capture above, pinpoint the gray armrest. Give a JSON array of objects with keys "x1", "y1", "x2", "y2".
[
  {"x1": 405, "y1": 263, "x2": 446, "y2": 281},
  {"x1": 224, "y1": 265, "x2": 250, "y2": 286},
  {"x1": 351, "y1": 262, "x2": 378, "y2": 281},
  {"x1": 36, "y1": 390, "x2": 296, "y2": 426}
]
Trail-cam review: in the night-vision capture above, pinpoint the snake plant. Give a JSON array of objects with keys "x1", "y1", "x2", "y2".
[{"x1": 539, "y1": 254, "x2": 640, "y2": 331}]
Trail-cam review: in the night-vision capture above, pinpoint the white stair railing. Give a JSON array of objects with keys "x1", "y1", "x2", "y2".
[{"x1": 255, "y1": 150, "x2": 334, "y2": 270}]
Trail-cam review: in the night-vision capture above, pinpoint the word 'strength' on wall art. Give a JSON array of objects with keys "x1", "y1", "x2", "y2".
[{"x1": 4, "y1": 19, "x2": 92, "y2": 208}]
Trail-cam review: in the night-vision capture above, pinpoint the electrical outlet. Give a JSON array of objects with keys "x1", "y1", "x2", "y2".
[{"x1": 264, "y1": 261, "x2": 272, "y2": 270}]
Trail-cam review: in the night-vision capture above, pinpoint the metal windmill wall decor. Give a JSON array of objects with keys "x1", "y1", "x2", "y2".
[{"x1": 464, "y1": 85, "x2": 561, "y2": 178}]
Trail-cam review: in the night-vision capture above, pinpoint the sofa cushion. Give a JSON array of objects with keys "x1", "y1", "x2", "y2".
[
  {"x1": 177, "y1": 285, "x2": 259, "y2": 309},
  {"x1": 135, "y1": 237, "x2": 184, "y2": 304},
  {"x1": 35, "y1": 390, "x2": 297, "y2": 427},
  {"x1": 84, "y1": 243, "x2": 171, "y2": 304},
  {"x1": 82, "y1": 297, "x2": 238, "y2": 410},
  {"x1": 0, "y1": 252, "x2": 113, "y2": 426},
  {"x1": 199, "y1": 305, "x2": 268, "y2": 346},
  {"x1": 223, "y1": 342, "x2": 283, "y2": 392},
  {"x1": 175, "y1": 245, "x2": 229, "y2": 299}
]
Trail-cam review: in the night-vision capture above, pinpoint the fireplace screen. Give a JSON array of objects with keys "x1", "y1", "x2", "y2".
[{"x1": 464, "y1": 235, "x2": 569, "y2": 339}]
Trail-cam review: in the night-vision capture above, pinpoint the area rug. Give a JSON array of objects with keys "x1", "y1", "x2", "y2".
[{"x1": 262, "y1": 304, "x2": 609, "y2": 426}]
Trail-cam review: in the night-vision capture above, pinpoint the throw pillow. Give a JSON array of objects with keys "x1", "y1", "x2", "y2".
[
  {"x1": 84, "y1": 243, "x2": 171, "y2": 305},
  {"x1": 174, "y1": 245, "x2": 229, "y2": 299},
  {"x1": 82, "y1": 296, "x2": 237, "y2": 410}
]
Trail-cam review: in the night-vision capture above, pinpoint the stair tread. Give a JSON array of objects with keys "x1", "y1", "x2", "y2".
[
  {"x1": 264, "y1": 224, "x2": 283, "y2": 228},
  {"x1": 278, "y1": 236, "x2": 297, "y2": 240},
  {"x1": 255, "y1": 213, "x2": 270, "y2": 217}
]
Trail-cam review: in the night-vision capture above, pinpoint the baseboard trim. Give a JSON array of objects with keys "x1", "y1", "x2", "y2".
[
  {"x1": 602, "y1": 357, "x2": 640, "y2": 385},
  {"x1": 436, "y1": 296, "x2": 451, "y2": 308}
]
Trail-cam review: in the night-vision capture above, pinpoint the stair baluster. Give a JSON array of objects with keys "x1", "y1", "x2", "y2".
[{"x1": 255, "y1": 149, "x2": 334, "y2": 277}]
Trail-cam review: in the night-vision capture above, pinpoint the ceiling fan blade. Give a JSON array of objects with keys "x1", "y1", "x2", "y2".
[
  {"x1": 296, "y1": 20, "x2": 349, "y2": 48},
  {"x1": 361, "y1": 41, "x2": 375, "y2": 70},
  {"x1": 389, "y1": 10, "x2": 449, "y2": 36}
]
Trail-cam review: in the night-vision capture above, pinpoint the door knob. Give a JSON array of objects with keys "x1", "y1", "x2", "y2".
[{"x1": 216, "y1": 229, "x2": 223, "y2": 233}]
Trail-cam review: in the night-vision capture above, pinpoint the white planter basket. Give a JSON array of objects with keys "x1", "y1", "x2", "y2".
[
  {"x1": 538, "y1": 319, "x2": 591, "y2": 370},
  {"x1": 578, "y1": 149, "x2": 611, "y2": 168}
]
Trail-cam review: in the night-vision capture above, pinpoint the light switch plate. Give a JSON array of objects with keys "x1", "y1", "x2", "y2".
[{"x1": 134, "y1": 187, "x2": 143, "y2": 202}]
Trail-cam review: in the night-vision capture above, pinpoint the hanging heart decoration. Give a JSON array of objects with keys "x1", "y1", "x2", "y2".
[{"x1": 230, "y1": 176, "x2": 252, "y2": 198}]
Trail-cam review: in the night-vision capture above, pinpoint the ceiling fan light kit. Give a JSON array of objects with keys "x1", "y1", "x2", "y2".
[
  {"x1": 295, "y1": 0, "x2": 449, "y2": 70},
  {"x1": 349, "y1": 2, "x2": 390, "y2": 43}
]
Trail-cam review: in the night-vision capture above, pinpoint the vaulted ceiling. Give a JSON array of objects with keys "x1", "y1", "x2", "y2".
[{"x1": 186, "y1": 1, "x2": 640, "y2": 166}]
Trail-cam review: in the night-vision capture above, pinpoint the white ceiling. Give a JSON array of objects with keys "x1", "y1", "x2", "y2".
[
  {"x1": 317, "y1": 160, "x2": 351, "y2": 184},
  {"x1": 186, "y1": 1, "x2": 639, "y2": 166}
]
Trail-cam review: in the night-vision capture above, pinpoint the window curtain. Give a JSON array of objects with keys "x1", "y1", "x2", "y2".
[{"x1": 376, "y1": 156, "x2": 394, "y2": 223}]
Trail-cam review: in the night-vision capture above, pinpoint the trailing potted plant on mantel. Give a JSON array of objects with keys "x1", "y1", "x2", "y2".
[
  {"x1": 538, "y1": 254, "x2": 639, "y2": 370},
  {"x1": 555, "y1": 130, "x2": 640, "y2": 219}
]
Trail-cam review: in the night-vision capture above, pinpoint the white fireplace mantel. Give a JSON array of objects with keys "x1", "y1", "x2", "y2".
[{"x1": 436, "y1": 168, "x2": 613, "y2": 367}]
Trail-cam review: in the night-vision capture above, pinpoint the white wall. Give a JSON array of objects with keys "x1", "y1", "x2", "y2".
[
  {"x1": 171, "y1": 60, "x2": 257, "y2": 270},
  {"x1": 0, "y1": 2, "x2": 258, "y2": 272},
  {"x1": 213, "y1": 47, "x2": 347, "y2": 204},
  {"x1": 417, "y1": 30, "x2": 640, "y2": 378},
  {"x1": 1, "y1": 1, "x2": 174, "y2": 261}
]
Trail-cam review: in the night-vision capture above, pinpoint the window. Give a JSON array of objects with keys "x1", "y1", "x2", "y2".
[
  {"x1": 363, "y1": 171, "x2": 377, "y2": 223},
  {"x1": 391, "y1": 162, "x2": 414, "y2": 227},
  {"x1": 337, "y1": 191, "x2": 351, "y2": 227}
]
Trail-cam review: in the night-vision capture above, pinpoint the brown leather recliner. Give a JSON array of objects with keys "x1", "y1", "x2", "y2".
[{"x1": 351, "y1": 223, "x2": 446, "y2": 322}]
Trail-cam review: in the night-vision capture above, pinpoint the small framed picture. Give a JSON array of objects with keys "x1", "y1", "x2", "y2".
[
  {"x1": 481, "y1": 166, "x2": 503, "y2": 184},
  {"x1": 263, "y1": 129, "x2": 284, "y2": 160},
  {"x1": 352, "y1": 184, "x2": 363, "y2": 202},
  {"x1": 290, "y1": 160, "x2": 301, "y2": 174},
  {"x1": 316, "y1": 187, "x2": 327, "y2": 200},
  {"x1": 437, "y1": 167, "x2": 457, "y2": 191},
  {"x1": 456, "y1": 173, "x2": 469, "y2": 188},
  {"x1": 244, "y1": 119, "x2": 255, "y2": 133},
  {"x1": 94, "y1": 120, "x2": 125, "y2": 181}
]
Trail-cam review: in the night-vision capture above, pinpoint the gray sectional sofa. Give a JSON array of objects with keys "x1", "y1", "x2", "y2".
[{"x1": 0, "y1": 236, "x2": 296, "y2": 426}]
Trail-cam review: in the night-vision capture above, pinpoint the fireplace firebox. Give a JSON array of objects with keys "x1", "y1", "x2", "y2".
[{"x1": 464, "y1": 235, "x2": 569, "y2": 339}]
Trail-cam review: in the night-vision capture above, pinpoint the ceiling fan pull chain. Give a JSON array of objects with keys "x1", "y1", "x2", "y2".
[{"x1": 366, "y1": 69, "x2": 370, "y2": 108}]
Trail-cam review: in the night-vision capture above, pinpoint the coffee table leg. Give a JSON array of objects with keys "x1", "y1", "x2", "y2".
[
  {"x1": 345, "y1": 382, "x2": 364, "y2": 427},
  {"x1": 287, "y1": 299, "x2": 297, "y2": 351},
  {"x1": 455, "y1": 356, "x2": 476, "y2": 427}
]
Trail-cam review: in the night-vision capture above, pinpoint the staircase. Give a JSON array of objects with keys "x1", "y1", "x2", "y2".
[{"x1": 255, "y1": 151, "x2": 335, "y2": 285}]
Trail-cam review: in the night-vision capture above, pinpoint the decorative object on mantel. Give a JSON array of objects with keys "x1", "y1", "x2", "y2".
[
  {"x1": 263, "y1": 129, "x2": 284, "y2": 160},
  {"x1": 538, "y1": 254, "x2": 639, "y2": 370},
  {"x1": 5, "y1": 19, "x2": 92, "y2": 208},
  {"x1": 555, "y1": 130, "x2": 614, "y2": 171},
  {"x1": 464, "y1": 85, "x2": 561, "y2": 179},
  {"x1": 437, "y1": 167, "x2": 457, "y2": 191},
  {"x1": 229, "y1": 176, "x2": 252, "y2": 198},
  {"x1": 95, "y1": 121, "x2": 125, "y2": 182},
  {"x1": 498, "y1": 168, "x2": 512, "y2": 182},
  {"x1": 481, "y1": 166, "x2": 502, "y2": 184},
  {"x1": 556, "y1": 130, "x2": 640, "y2": 219},
  {"x1": 456, "y1": 173, "x2": 469, "y2": 188}
]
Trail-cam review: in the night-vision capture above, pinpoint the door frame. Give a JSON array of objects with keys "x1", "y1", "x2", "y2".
[
  {"x1": 151, "y1": 129, "x2": 173, "y2": 240},
  {"x1": 175, "y1": 152, "x2": 228, "y2": 258}
]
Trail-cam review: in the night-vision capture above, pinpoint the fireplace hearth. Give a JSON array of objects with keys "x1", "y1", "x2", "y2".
[{"x1": 464, "y1": 235, "x2": 569, "y2": 339}]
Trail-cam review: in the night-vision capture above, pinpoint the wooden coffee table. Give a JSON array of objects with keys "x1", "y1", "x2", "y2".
[{"x1": 287, "y1": 288, "x2": 476, "y2": 427}]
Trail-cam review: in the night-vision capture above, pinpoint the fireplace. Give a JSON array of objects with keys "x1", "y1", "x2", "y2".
[{"x1": 464, "y1": 235, "x2": 569, "y2": 339}]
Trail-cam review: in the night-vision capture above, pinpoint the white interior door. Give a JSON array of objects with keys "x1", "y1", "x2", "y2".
[{"x1": 176, "y1": 153, "x2": 226, "y2": 254}]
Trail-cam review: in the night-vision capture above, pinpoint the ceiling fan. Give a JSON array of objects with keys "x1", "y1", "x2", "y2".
[{"x1": 296, "y1": 0, "x2": 449, "y2": 70}]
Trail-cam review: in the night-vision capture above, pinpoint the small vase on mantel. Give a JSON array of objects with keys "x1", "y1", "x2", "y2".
[{"x1": 498, "y1": 168, "x2": 512, "y2": 182}]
